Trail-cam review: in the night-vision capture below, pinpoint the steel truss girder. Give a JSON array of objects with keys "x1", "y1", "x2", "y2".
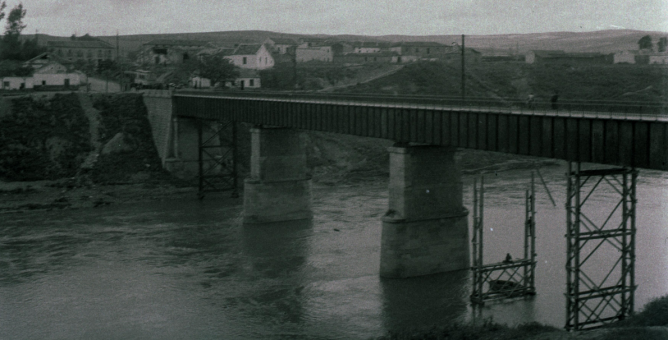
[
  {"x1": 196, "y1": 118, "x2": 238, "y2": 199},
  {"x1": 471, "y1": 174, "x2": 537, "y2": 305},
  {"x1": 565, "y1": 162, "x2": 637, "y2": 331}
]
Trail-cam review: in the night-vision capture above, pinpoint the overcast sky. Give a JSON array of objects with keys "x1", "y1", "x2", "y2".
[{"x1": 19, "y1": 0, "x2": 668, "y2": 37}]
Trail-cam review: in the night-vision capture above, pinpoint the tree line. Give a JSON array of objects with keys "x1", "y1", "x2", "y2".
[{"x1": 0, "y1": 2, "x2": 46, "y2": 77}]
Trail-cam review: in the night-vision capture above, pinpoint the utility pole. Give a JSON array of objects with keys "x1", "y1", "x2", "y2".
[{"x1": 461, "y1": 34, "x2": 466, "y2": 102}]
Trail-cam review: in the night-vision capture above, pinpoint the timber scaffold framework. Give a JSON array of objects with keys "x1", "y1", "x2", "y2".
[
  {"x1": 565, "y1": 163, "x2": 637, "y2": 331},
  {"x1": 196, "y1": 118, "x2": 239, "y2": 199},
  {"x1": 470, "y1": 175, "x2": 537, "y2": 305}
]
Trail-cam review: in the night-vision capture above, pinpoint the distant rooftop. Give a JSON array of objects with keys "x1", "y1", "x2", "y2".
[
  {"x1": 47, "y1": 40, "x2": 113, "y2": 49},
  {"x1": 144, "y1": 39, "x2": 211, "y2": 47},
  {"x1": 232, "y1": 44, "x2": 263, "y2": 55},
  {"x1": 268, "y1": 37, "x2": 297, "y2": 45},
  {"x1": 391, "y1": 41, "x2": 446, "y2": 47}
]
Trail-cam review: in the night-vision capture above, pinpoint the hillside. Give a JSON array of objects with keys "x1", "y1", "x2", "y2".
[
  {"x1": 336, "y1": 61, "x2": 668, "y2": 104},
  {"x1": 34, "y1": 29, "x2": 668, "y2": 56}
]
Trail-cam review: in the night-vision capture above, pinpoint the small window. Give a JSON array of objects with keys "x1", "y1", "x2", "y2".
[
  {"x1": 250, "y1": 79, "x2": 255, "y2": 86},
  {"x1": 42, "y1": 80, "x2": 46, "y2": 85},
  {"x1": 427, "y1": 48, "x2": 430, "y2": 54},
  {"x1": 243, "y1": 57, "x2": 247, "y2": 64},
  {"x1": 3, "y1": 81, "x2": 8, "y2": 88}
]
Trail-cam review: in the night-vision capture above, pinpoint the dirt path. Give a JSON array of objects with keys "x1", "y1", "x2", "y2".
[{"x1": 77, "y1": 93, "x2": 102, "y2": 170}]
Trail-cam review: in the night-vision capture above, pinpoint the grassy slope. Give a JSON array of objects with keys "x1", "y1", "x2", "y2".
[{"x1": 336, "y1": 61, "x2": 667, "y2": 104}]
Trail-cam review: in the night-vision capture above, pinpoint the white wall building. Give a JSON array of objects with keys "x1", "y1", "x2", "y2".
[
  {"x1": 33, "y1": 72, "x2": 81, "y2": 88},
  {"x1": 225, "y1": 44, "x2": 274, "y2": 70},
  {"x1": 613, "y1": 50, "x2": 637, "y2": 64},
  {"x1": 1, "y1": 77, "x2": 33, "y2": 90},
  {"x1": 295, "y1": 45, "x2": 333, "y2": 62}
]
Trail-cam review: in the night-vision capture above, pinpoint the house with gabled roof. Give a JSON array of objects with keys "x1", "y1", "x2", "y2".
[
  {"x1": 264, "y1": 37, "x2": 297, "y2": 54},
  {"x1": 21, "y1": 52, "x2": 82, "y2": 90},
  {"x1": 139, "y1": 39, "x2": 213, "y2": 65},
  {"x1": 47, "y1": 40, "x2": 115, "y2": 66},
  {"x1": 224, "y1": 44, "x2": 274, "y2": 70}
]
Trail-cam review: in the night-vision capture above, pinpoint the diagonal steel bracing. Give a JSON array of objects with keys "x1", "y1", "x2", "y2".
[
  {"x1": 196, "y1": 118, "x2": 239, "y2": 199},
  {"x1": 565, "y1": 162, "x2": 637, "y2": 331}
]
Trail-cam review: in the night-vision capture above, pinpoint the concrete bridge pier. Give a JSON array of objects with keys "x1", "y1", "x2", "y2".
[
  {"x1": 243, "y1": 126, "x2": 313, "y2": 224},
  {"x1": 380, "y1": 144, "x2": 469, "y2": 278}
]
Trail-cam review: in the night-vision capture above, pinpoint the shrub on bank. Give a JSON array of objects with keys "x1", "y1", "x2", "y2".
[{"x1": 0, "y1": 94, "x2": 91, "y2": 181}]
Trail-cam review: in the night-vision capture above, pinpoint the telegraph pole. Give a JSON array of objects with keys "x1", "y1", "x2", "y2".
[{"x1": 461, "y1": 34, "x2": 466, "y2": 102}]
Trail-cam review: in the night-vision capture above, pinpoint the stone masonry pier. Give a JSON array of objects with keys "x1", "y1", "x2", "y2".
[
  {"x1": 380, "y1": 144, "x2": 469, "y2": 278},
  {"x1": 243, "y1": 127, "x2": 313, "y2": 224}
]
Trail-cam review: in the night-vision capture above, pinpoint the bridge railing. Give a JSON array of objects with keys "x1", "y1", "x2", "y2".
[{"x1": 174, "y1": 90, "x2": 668, "y2": 120}]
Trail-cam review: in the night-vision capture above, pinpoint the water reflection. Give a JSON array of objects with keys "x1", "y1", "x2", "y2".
[
  {"x1": 240, "y1": 220, "x2": 312, "y2": 331},
  {"x1": 380, "y1": 269, "x2": 469, "y2": 332}
]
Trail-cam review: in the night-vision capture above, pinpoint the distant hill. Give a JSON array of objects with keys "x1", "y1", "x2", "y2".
[
  {"x1": 33, "y1": 29, "x2": 668, "y2": 55},
  {"x1": 378, "y1": 29, "x2": 668, "y2": 54}
]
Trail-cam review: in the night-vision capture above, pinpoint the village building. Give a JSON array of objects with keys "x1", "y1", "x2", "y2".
[
  {"x1": 389, "y1": 41, "x2": 452, "y2": 58},
  {"x1": 526, "y1": 50, "x2": 608, "y2": 64},
  {"x1": 1, "y1": 76, "x2": 34, "y2": 90},
  {"x1": 139, "y1": 39, "x2": 213, "y2": 65},
  {"x1": 613, "y1": 50, "x2": 637, "y2": 64},
  {"x1": 351, "y1": 41, "x2": 392, "y2": 54},
  {"x1": 295, "y1": 44, "x2": 333, "y2": 62},
  {"x1": 16, "y1": 52, "x2": 82, "y2": 90},
  {"x1": 47, "y1": 40, "x2": 115, "y2": 66},
  {"x1": 233, "y1": 69, "x2": 261, "y2": 89},
  {"x1": 263, "y1": 37, "x2": 297, "y2": 54},
  {"x1": 225, "y1": 44, "x2": 274, "y2": 70},
  {"x1": 336, "y1": 51, "x2": 398, "y2": 64},
  {"x1": 648, "y1": 53, "x2": 668, "y2": 64},
  {"x1": 330, "y1": 41, "x2": 354, "y2": 56},
  {"x1": 525, "y1": 50, "x2": 566, "y2": 64}
]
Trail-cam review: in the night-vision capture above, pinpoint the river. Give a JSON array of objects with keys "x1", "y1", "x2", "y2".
[{"x1": 1, "y1": 161, "x2": 666, "y2": 339}]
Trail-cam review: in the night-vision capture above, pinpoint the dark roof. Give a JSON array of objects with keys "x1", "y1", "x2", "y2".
[
  {"x1": 351, "y1": 41, "x2": 392, "y2": 48},
  {"x1": 233, "y1": 44, "x2": 263, "y2": 55},
  {"x1": 268, "y1": 37, "x2": 297, "y2": 45},
  {"x1": 144, "y1": 39, "x2": 211, "y2": 47},
  {"x1": 391, "y1": 41, "x2": 446, "y2": 47},
  {"x1": 47, "y1": 40, "x2": 113, "y2": 49},
  {"x1": 25, "y1": 52, "x2": 72, "y2": 65},
  {"x1": 530, "y1": 50, "x2": 566, "y2": 57}
]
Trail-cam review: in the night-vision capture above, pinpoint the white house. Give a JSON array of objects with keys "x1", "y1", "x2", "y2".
[
  {"x1": 33, "y1": 72, "x2": 81, "y2": 88},
  {"x1": 649, "y1": 54, "x2": 668, "y2": 64},
  {"x1": 1, "y1": 77, "x2": 33, "y2": 90},
  {"x1": 613, "y1": 50, "x2": 637, "y2": 64},
  {"x1": 224, "y1": 44, "x2": 274, "y2": 70},
  {"x1": 190, "y1": 76, "x2": 211, "y2": 88},
  {"x1": 235, "y1": 69, "x2": 261, "y2": 89},
  {"x1": 295, "y1": 45, "x2": 333, "y2": 62}
]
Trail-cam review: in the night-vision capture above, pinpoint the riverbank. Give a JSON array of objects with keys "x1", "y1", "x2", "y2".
[{"x1": 375, "y1": 296, "x2": 668, "y2": 340}]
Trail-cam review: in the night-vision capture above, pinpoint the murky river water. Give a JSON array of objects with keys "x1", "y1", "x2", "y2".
[{"x1": 1, "y1": 162, "x2": 667, "y2": 339}]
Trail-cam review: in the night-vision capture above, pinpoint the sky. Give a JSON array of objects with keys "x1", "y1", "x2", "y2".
[{"x1": 17, "y1": 0, "x2": 668, "y2": 37}]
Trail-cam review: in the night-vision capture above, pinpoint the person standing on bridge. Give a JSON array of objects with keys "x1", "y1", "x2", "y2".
[
  {"x1": 526, "y1": 93, "x2": 535, "y2": 109},
  {"x1": 550, "y1": 91, "x2": 559, "y2": 110}
]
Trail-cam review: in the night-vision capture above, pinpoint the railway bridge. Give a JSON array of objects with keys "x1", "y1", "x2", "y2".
[{"x1": 143, "y1": 90, "x2": 668, "y2": 280}]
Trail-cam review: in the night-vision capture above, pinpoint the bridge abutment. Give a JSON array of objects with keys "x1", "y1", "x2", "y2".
[
  {"x1": 380, "y1": 144, "x2": 469, "y2": 278},
  {"x1": 243, "y1": 127, "x2": 313, "y2": 224}
]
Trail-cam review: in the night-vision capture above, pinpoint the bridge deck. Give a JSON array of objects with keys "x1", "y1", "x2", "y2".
[{"x1": 171, "y1": 91, "x2": 668, "y2": 171}]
